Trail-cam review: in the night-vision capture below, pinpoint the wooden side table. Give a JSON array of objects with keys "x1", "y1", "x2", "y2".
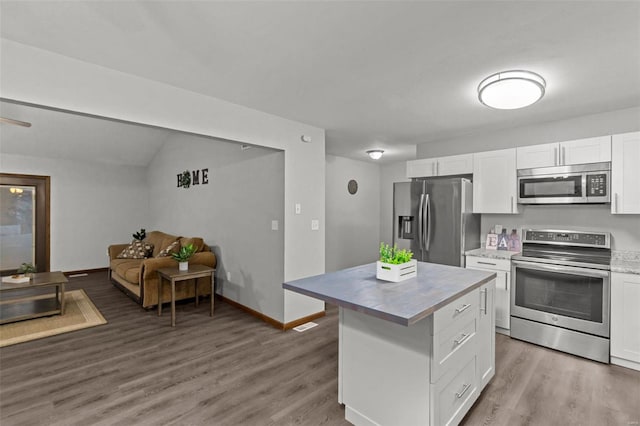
[{"x1": 157, "y1": 265, "x2": 215, "y2": 327}]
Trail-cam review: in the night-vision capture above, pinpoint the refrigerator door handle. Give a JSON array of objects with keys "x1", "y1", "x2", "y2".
[
  {"x1": 418, "y1": 193, "x2": 425, "y2": 251},
  {"x1": 424, "y1": 194, "x2": 431, "y2": 251}
]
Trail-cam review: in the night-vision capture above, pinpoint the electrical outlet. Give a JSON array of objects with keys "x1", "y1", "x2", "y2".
[
  {"x1": 295, "y1": 203, "x2": 301, "y2": 214},
  {"x1": 226, "y1": 271, "x2": 231, "y2": 281}
]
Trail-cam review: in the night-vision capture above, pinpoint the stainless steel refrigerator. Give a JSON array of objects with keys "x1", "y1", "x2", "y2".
[{"x1": 393, "y1": 177, "x2": 480, "y2": 267}]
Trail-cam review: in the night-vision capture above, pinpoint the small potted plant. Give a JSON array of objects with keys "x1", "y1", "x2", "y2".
[
  {"x1": 376, "y1": 243, "x2": 417, "y2": 282},
  {"x1": 171, "y1": 243, "x2": 197, "y2": 271},
  {"x1": 17, "y1": 262, "x2": 37, "y2": 278}
]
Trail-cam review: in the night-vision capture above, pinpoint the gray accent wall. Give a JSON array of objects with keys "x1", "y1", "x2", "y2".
[
  {"x1": 147, "y1": 133, "x2": 285, "y2": 322},
  {"x1": 325, "y1": 155, "x2": 381, "y2": 272},
  {"x1": 0, "y1": 153, "x2": 149, "y2": 271}
]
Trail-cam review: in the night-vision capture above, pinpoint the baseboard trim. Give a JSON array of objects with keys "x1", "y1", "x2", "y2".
[
  {"x1": 64, "y1": 267, "x2": 109, "y2": 276},
  {"x1": 219, "y1": 295, "x2": 325, "y2": 331}
]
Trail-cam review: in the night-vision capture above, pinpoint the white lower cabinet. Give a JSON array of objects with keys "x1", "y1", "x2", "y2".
[
  {"x1": 340, "y1": 283, "x2": 495, "y2": 425},
  {"x1": 477, "y1": 280, "x2": 495, "y2": 389},
  {"x1": 466, "y1": 256, "x2": 511, "y2": 334},
  {"x1": 611, "y1": 272, "x2": 640, "y2": 371}
]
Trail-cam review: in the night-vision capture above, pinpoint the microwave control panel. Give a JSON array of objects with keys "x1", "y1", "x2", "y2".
[{"x1": 586, "y1": 173, "x2": 607, "y2": 197}]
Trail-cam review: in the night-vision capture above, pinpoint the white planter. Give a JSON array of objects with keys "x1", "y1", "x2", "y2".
[
  {"x1": 178, "y1": 261, "x2": 188, "y2": 271},
  {"x1": 376, "y1": 259, "x2": 417, "y2": 282}
]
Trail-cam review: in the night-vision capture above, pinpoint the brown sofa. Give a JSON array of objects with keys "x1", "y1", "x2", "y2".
[{"x1": 108, "y1": 231, "x2": 217, "y2": 308}]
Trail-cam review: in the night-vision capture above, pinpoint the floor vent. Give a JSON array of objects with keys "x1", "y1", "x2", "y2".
[
  {"x1": 68, "y1": 273, "x2": 89, "y2": 278},
  {"x1": 293, "y1": 322, "x2": 318, "y2": 332}
]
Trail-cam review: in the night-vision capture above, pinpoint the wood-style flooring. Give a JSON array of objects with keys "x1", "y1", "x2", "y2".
[{"x1": 1, "y1": 272, "x2": 638, "y2": 426}]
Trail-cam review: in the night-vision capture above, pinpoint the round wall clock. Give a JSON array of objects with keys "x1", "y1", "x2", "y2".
[{"x1": 347, "y1": 179, "x2": 358, "y2": 195}]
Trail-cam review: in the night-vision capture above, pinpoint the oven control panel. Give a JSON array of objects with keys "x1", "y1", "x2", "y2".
[{"x1": 523, "y1": 230, "x2": 610, "y2": 247}]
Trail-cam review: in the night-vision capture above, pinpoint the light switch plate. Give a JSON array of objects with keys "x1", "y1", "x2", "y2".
[
  {"x1": 271, "y1": 220, "x2": 279, "y2": 231},
  {"x1": 311, "y1": 219, "x2": 319, "y2": 231},
  {"x1": 295, "y1": 203, "x2": 301, "y2": 214}
]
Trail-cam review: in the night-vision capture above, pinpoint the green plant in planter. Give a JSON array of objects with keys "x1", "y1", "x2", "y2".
[
  {"x1": 17, "y1": 262, "x2": 37, "y2": 274},
  {"x1": 171, "y1": 244, "x2": 197, "y2": 263},
  {"x1": 132, "y1": 228, "x2": 146, "y2": 241},
  {"x1": 379, "y1": 243, "x2": 413, "y2": 264}
]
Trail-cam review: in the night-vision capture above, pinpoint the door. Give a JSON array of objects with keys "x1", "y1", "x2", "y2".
[
  {"x1": 0, "y1": 173, "x2": 50, "y2": 274},
  {"x1": 409, "y1": 180, "x2": 426, "y2": 260},
  {"x1": 423, "y1": 179, "x2": 461, "y2": 266}
]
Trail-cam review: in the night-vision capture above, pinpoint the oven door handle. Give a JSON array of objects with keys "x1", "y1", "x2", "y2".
[{"x1": 512, "y1": 260, "x2": 610, "y2": 279}]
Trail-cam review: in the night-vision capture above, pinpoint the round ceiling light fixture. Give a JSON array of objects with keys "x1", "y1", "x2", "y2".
[
  {"x1": 478, "y1": 70, "x2": 546, "y2": 110},
  {"x1": 366, "y1": 149, "x2": 384, "y2": 160}
]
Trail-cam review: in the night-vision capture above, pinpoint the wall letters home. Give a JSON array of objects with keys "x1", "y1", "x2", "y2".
[{"x1": 177, "y1": 168, "x2": 209, "y2": 189}]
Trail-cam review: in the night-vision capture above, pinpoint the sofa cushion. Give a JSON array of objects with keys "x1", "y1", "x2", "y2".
[
  {"x1": 179, "y1": 237, "x2": 206, "y2": 253},
  {"x1": 113, "y1": 259, "x2": 142, "y2": 285},
  {"x1": 156, "y1": 240, "x2": 179, "y2": 257},
  {"x1": 117, "y1": 240, "x2": 153, "y2": 259},
  {"x1": 145, "y1": 231, "x2": 181, "y2": 257}
]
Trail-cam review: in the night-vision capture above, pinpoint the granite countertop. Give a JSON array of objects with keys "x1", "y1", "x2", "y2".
[
  {"x1": 283, "y1": 262, "x2": 495, "y2": 327},
  {"x1": 611, "y1": 251, "x2": 640, "y2": 275},
  {"x1": 465, "y1": 248, "x2": 520, "y2": 260}
]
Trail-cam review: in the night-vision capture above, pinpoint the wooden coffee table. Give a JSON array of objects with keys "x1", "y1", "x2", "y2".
[
  {"x1": 157, "y1": 265, "x2": 215, "y2": 327},
  {"x1": 0, "y1": 271, "x2": 68, "y2": 324}
]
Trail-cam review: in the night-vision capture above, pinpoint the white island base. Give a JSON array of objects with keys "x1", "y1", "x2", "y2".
[{"x1": 338, "y1": 285, "x2": 494, "y2": 426}]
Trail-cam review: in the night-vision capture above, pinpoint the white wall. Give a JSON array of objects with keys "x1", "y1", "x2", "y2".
[
  {"x1": 325, "y1": 155, "x2": 380, "y2": 272},
  {"x1": 0, "y1": 153, "x2": 148, "y2": 270},
  {"x1": 147, "y1": 134, "x2": 286, "y2": 321},
  {"x1": 2, "y1": 39, "x2": 324, "y2": 323},
  {"x1": 413, "y1": 107, "x2": 640, "y2": 251},
  {"x1": 380, "y1": 161, "x2": 410, "y2": 246},
  {"x1": 417, "y1": 107, "x2": 640, "y2": 158}
]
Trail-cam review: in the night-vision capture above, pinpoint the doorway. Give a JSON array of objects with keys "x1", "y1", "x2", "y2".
[{"x1": 0, "y1": 173, "x2": 50, "y2": 274}]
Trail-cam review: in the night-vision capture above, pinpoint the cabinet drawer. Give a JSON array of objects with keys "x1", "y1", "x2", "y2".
[
  {"x1": 431, "y1": 316, "x2": 477, "y2": 383},
  {"x1": 466, "y1": 256, "x2": 511, "y2": 271},
  {"x1": 433, "y1": 355, "x2": 478, "y2": 426},
  {"x1": 433, "y1": 288, "x2": 479, "y2": 334}
]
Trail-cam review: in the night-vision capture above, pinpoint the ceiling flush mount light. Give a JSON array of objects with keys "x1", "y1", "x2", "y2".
[
  {"x1": 478, "y1": 70, "x2": 546, "y2": 110},
  {"x1": 367, "y1": 149, "x2": 384, "y2": 160}
]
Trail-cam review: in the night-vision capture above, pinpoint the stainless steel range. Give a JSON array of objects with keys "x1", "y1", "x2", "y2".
[{"x1": 511, "y1": 229, "x2": 611, "y2": 363}]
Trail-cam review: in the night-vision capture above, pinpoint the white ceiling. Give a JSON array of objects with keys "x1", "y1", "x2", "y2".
[{"x1": 1, "y1": 1, "x2": 639, "y2": 164}]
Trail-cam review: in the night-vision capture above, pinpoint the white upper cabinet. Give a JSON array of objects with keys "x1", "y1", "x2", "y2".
[
  {"x1": 516, "y1": 136, "x2": 611, "y2": 169},
  {"x1": 612, "y1": 131, "x2": 640, "y2": 214},
  {"x1": 473, "y1": 148, "x2": 518, "y2": 214},
  {"x1": 406, "y1": 154, "x2": 473, "y2": 178}
]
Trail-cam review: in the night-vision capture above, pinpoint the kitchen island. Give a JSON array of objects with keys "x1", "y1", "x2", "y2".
[{"x1": 284, "y1": 261, "x2": 496, "y2": 426}]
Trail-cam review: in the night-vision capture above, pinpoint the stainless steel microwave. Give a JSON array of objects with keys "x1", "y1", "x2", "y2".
[{"x1": 517, "y1": 162, "x2": 610, "y2": 204}]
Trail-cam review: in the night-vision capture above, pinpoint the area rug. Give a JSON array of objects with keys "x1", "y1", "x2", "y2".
[{"x1": 0, "y1": 289, "x2": 107, "y2": 347}]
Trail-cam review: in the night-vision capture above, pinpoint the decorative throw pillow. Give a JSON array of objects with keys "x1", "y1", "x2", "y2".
[
  {"x1": 156, "y1": 240, "x2": 179, "y2": 258},
  {"x1": 117, "y1": 240, "x2": 154, "y2": 259}
]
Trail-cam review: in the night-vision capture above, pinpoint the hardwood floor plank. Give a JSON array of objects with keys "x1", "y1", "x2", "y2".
[{"x1": 2, "y1": 272, "x2": 639, "y2": 426}]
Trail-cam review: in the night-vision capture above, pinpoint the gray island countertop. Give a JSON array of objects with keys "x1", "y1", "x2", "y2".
[{"x1": 283, "y1": 261, "x2": 496, "y2": 326}]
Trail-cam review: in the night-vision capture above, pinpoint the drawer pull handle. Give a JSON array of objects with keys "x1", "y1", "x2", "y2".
[
  {"x1": 454, "y1": 333, "x2": 470, "y2": 346},
  {"x1": 455, "y1": 303, "x2": 471, "y2": 314},
  {"x1": 477, "y1": 261, "x2": 497, "y2": 266},
  {"x1": 456, "y1": 383, "x2": 471, "y2": 399}
]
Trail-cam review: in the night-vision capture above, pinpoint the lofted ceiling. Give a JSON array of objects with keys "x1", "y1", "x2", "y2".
[{"x1": 1, "y1": 1, "x2": 639, "y2": 164}]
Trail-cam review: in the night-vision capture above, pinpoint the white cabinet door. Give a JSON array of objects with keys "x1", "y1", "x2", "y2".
[
  {"x1": 516, "y1": 142, "x2": 558, "y2": 169},
  {"x1": 612, "y1": 131, "x2": 640, "y2": 214},
  {"x1": 477, "y1": 280, "x2": 495, "y2": 389},
  {"x1": 516, "y1": 136, "x2": 611, "y2": 169},
  {"x1": 407, "y1": 154, "x2": 473, "y2": 178},
  {"x1": 561, "y1": 136, "x2": 611, "y2": 165},
  {"x1": 611, "y1": 272, "x2": 640, "y2": 370},
  {"x1": 437, "y1": 154, "x2": 474, "y2": 176},
  {"x1": 407, "y1": 158, "x2": 437, "y2": 178},
  {"x1": 466, "y1": 257, "x2": 511, "y2": 332},
  {"x1": 473, "y1": 148, "x2": 518, "y2": 214}
]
